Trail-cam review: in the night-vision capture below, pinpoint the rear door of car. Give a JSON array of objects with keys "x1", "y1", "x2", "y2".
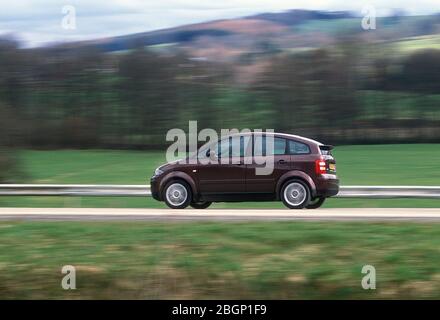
[
  {"x1": 288, "y1": 139, "x2": 313, "y2": 173},
  {"x1": 246, "y1": 135, "x2": 291, "y2": 193}
]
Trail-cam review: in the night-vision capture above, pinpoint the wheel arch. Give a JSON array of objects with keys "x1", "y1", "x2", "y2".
[
  {"x1": 276, "y1": 171, "x2": 316, "y2": 200},
  {"x1": 159, "y1": 171, "x2": 197, "y2": 201}
]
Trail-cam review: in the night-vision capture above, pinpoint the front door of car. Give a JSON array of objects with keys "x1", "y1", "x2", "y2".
[
  {"x1": 197, "y1": 136, "x2": 246, "y2": 194},
  {"x1": 246, "y1": 136, "x2": 291, "y2": 194}
]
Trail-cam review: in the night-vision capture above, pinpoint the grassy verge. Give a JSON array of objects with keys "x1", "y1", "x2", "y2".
[{"x1": 0, "y1": 221, "x2": 439, "y2": 299}]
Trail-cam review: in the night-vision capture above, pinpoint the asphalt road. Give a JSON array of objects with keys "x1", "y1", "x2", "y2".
[{"x1": 0, "y1": 207, "x2": 439, "y2": 221}]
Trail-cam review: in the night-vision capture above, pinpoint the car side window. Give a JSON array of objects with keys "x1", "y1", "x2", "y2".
[
  {"x1": 206, "y1": 137, "x2": 248, "y2": 159},
  {"x1": 230, "y1": 136, "x2": 241, "y2": 157},
  {"x1": 254, "y1": 135, "x2": 264, "y2": 156},
  {"x1": 254, "y1": 136, "x2": 287, "y2": 156},
  {"x1": 217, "y1": 139, "x2": 230, "y2": 158},
  {"x1": 203, "y1": 142, "x2": 221, "y2": 158},
  {"x1": 271, "y1": 138, "x2": 287, "y2": 155},
  {"x1": 242, "y1": 135, "x2": 252, "y2": 157},
  {"x1": 288, "y1": 140, "x2": 311, "y2": 155},
  {"x1": 228, "y1": 136, "x2": 251, "y2": 157}
]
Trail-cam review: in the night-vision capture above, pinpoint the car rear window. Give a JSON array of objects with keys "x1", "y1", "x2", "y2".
[{"x1": 288, "y1": 140, "x2": 310, "y2": 155}]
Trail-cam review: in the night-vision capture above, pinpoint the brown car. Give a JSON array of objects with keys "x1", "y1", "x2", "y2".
[{"x1": 151, "y1": 132, "x2": 339, "y2": 209}]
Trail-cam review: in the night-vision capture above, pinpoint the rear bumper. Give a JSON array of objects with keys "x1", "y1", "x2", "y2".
[{"x1": 315, "y1": 174, "x2": 339, "y2": 197}]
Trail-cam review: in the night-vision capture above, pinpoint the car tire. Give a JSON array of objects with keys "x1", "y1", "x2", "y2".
[
  {"x1": 163, "y1": 180, "x2": 192, "y2": 209},
  {"x1": 306, "y1": 197, "x2": 326, "y2": 209},
  {"x1": 190, "y1": 201, "x2": 212, "y2": 209},
  {"x1": 281, "y1": 179, "x2": 311, "y2": 209}
]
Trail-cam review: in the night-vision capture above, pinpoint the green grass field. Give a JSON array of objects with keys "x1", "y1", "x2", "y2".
[
  {"x1": 1, "y1": 144, "x2": 439, "y2": 208},
  {"x1": 1, "y1": 145, "x2": 439, "y2": 299},
  {"x1": 1, "y1": 220, "x2": 439, "y2": 299}
]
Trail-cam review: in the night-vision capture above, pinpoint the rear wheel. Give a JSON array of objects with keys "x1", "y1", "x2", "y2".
[
  {"x1": 306, "y1": 197, "x2": 326, "y2": 209},
  {"x1": 163, "y1": 181, "x2": 192, "y2": 209},
  {"x1": 281, "y1": 180, "x2": 310, "y2": 209},
  {"x1": 190, "y1": 201, "x2": 212, "y2": 209}
]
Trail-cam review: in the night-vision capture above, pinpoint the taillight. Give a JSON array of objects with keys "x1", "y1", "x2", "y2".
[{"x1": 315, "y1": 159, "x2": 327, "y2": 175}]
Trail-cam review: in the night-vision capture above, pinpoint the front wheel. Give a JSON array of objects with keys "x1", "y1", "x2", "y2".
[
  {"x1": 190, "y1": 201, "x2": 212, "y2": 209},
  {"x1": 163, "y1": 181, "x2": 192, "y2": 209},
  {"x1": 306, "y1": 197, "x2": 326, "y2": 209},
  {"x1": 281, "y1": 180, "x2": 311, "y2": 209}
]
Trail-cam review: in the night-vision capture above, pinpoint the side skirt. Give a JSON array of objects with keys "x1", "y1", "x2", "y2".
[{"x1": 199, "y1": 193, "x2": 276, "y2": 202}]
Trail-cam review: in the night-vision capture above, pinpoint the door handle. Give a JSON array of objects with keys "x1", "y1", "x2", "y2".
[{"x1": 278, "y1": 160, "x2": 287, "y2": 164}]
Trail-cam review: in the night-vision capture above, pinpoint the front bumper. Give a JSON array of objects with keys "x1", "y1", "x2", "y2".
[{"x1": 150, "y1": 176, "x2": 161, "y2": 201}]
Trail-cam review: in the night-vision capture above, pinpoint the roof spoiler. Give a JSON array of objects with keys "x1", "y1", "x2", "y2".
[{"x1": 319, "y1": 145, "x2": 334, "y2": 150}]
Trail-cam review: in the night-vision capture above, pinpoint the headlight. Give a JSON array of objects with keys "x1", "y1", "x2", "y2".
[{"x1": 154, "y1": 168, "x2": 164, "y2": 176}]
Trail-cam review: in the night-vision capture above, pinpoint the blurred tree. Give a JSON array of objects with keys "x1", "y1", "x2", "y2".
[
  {"x1": 255, "y1": 43, "x2": 360, "y2": 133},
  {"x1": 0, "y1": 35, "x2": 439, "y2": 149},
  {"x1": 0, "y1": 39, "x2": 25, "y2": 109},
  {"x1": 0, "y1": 101, "x2": 23, "y2": 182},
  {"x1": 401, "y1": 49, "x2": 440, "y2": 93},
  {"x1": 253, "y1": 53, "x2": 306, "y2": 132},
  {"x1": 117, "y1": 48, "x2": 181, "y2": 145},
  {"x1": 401, "y1": 49, "x2": 440, "y2": 120},
  {"x1": 0, "y1": 40, "x2": 24, "y2": 181}
]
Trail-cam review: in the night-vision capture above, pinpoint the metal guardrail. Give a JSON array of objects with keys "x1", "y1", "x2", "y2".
[
  {"x1": 337, "y1": 186, "x2": 440, "y2": 198},
  {"x1": 0, "y1": 185, "x2": 150, "y2": 197},
  {"x1": 0, "y1": 184, "x2": 439, "y2": 198}
]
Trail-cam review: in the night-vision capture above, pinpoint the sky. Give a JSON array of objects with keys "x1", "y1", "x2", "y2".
[{"x1": 1, "y1": 0, "x2": 439, "y2": 47}]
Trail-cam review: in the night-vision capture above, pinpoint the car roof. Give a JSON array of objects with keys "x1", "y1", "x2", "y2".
[{"x1": 225, "y1": 132, "x2": 323, "y2": 146}]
